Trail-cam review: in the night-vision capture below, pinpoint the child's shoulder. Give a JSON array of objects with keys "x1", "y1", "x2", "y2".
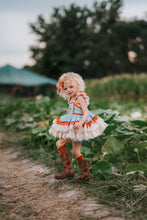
[{"x1": 76, "y1": 91, "x2": 89, "y2": 106}]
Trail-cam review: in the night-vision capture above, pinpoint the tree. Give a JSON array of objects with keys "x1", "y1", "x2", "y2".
[
  {"x1": 26, "y1": 0, "x2": 147, "y2": 79},
  {"x1": 27, "y1": 4, "x2": 90, "y2": 78}
]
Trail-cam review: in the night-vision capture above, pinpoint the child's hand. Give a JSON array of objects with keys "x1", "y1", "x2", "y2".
[{"x1": 74, "y1": 122, "x2": 82, "y2": 130}]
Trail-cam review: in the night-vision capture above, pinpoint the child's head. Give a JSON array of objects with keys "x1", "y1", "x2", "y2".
[{"x1": 57, "y1": 72, "x2": 85, "y2": 99}]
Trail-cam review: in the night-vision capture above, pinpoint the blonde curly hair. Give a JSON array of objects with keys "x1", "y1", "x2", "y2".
[{"x1": 57, "y1": 72, "x2": 85, "y2": 99}]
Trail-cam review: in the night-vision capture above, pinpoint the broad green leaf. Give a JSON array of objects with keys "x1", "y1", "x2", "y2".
[
  {"x1": 123, "y1": 124, "x2": 136, "y2": 131},
  {"x1": 92, "y1": 155, "x2": 100, "y2": 162},
  {"x1": 81, "y1": 146, "x2": 94, "y2": 157},
  {"x1": 46, "y1": 133, "x2": 57, "y2": 141},
  {"x1": 5, "y1": 118, "x2": 16, "y2": 125},
  {"x1": 131, "y1": 120, "x2": 147, "y2": 127},
  {"x1": 94, "y1": 160, "x2": 112, "y2": 179},
  {"x1": 17, "y1": 123, "x2": 28, "y2": 130},
  {"x1": 104, "y1": 124, "x2": 117, "y2": 134},
  {"x1": 115, "y1": 127, "x2": 134, "y2": 135},
  {"x1": 102, "y1": 137, "x2": 124, "y2": 154},
  {"x1": 126, "y1": 171, "x2": 144, "y2": 176},
  {"x1": 116, "y1": 134, "x2": 134, "y2": 141},
  {"x1": 103, "y1": 153, "x2": 123, "y2": 169},
  {"x1": 38, "y1": 132, "x2": 46, "y2": 136},
  {"x1": 31, "y1": 126, "x2": 46, "y2": 134},
  {"x1": 115, "y1": 115, "x2": 131, "y2": 122},
  {"x1": 122, "y1": 144, "x2": 147, "y2": 163},
  {"x1": 132, "y1": 142, "x2": 147, "y2": 148},
  {"x1": 26, "y1": 122, "x2": 38, "y2": 128},
  {"x1": 21, "y1": 116, "x2": 34, "y2": 122},
  {"x1": 105, "y1": 114, "x2": 117, "y2": 123},
  {"x1": 46, "y1": 133, "x2": 54, "y2": 140},
  {"x1": 125, "y1": 163, "x2": 147, "y2": 176}
]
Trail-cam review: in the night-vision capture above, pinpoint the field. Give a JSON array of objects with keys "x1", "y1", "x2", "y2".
[{"x1": 0, "y1": 74, "x2": 147, "y2": 219}]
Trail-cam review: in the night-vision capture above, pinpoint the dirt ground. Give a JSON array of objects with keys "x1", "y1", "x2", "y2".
[{"x1": 0, "y1": 133, "x2": 126, "y2": 220}]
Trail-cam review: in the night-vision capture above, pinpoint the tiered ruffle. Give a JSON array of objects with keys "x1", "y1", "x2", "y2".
[{"x1": 49, "y1": 116, "x2": 107, "y2": 141}]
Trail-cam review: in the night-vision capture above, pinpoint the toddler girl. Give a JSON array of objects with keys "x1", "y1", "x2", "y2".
[{"x1": 49, "y1": 72, "x2": 107, "y2": 181}]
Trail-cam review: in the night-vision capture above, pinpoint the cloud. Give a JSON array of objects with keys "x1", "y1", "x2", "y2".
[
  {"x1": 0, "y1": 0, "x2": 147, "y2": 68},
  {"x1": 0, "y1": 12, "x2": 33, "y2": 50},
  {"x1": 0, "y1": 52, "x2": 34, "y2": 68},
  {"x1": 122, "y1": 0, "x2": 147, "y2": 20}
]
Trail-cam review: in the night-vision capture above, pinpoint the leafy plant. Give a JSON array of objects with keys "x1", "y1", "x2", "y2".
[{"x1": 0, "y1": 94, "x2": 147, "y2": 220}]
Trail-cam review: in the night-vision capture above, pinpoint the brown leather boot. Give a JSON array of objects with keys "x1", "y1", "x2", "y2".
[
  {"x1": 74, "y1": 159, "x2": 90, "y2": 182},
  {"x1": 55, "y1": 151, "x2": 75, "y2": 179}
]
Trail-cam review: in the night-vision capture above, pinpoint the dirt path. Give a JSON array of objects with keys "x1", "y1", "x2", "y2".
[{"x1": 0, "y1": 133, "x2": 125, "y2": 220}]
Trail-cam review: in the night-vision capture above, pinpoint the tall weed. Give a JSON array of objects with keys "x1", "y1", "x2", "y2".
[{"x1": 86, "y1": 74, "x2": 147, "y2": 101}]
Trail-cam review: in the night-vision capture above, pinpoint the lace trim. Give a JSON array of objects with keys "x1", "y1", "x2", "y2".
[{"x1": 68, "y1": 91, "x2": 89, "y2": 106}]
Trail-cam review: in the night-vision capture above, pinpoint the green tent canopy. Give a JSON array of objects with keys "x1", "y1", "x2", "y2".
[{"x1": 0, "y1": 65, "x2": 57, "y2": 87}]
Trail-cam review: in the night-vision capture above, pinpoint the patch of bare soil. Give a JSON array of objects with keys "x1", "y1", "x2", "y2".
[{"x1": 0, "y1": 133, "x2": 126, "y2": 220}]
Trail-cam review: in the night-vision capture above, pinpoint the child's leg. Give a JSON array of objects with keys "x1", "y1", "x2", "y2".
[
  {"x1": 55, "y1": 139, "x2": 74, "y2": 179},
  {"x1": 72, "y1": 141, "x2": 82, "y2": 159},
  {"x1": 56, "y1": 138, "x2": 70, "y2": 156},
  {"x1": 56, "y1": 138, "x2": 71, "y2": 150},
  {"x1": 72, "y1": 141, "x2": 90, "y2": 182}
]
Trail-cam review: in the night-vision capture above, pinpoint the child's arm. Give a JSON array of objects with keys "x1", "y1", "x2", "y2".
[{"x1": 74, "y1": 96, "x2": 89, "y2": 130}]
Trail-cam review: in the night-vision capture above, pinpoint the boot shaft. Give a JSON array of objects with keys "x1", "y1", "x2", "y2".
[
  {"x1": 75, "y1": 159, "x2": 90, "y2": 182},
  {"x1": 55, "y1": 151, "x2": 75, "y2": 179}
]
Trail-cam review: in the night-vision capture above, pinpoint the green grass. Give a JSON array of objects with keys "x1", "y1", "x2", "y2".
[
  {"x1": 81, "y1": 176, "x2": 147, "y2": 220},
  {"x1": 86, "y1": 73, "x2": 147, "y2": 102},
  {"x1": 0, "y1": 74, "x2": 147, "y2": 219},
  {"x1": 1, "y1": 131, "x2": 147, "y2": 220}
]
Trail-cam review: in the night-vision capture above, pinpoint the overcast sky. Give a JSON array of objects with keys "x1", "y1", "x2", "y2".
[{"x1": 0, "y1": 0, "x2": 147, "y2": 68}]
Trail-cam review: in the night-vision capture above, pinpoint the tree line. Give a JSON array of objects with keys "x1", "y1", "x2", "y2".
[{"x1": 25, "y1": 0, "x2": 147, "y2": 79}]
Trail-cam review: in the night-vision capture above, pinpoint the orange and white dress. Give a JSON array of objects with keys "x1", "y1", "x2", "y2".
[{"x1": 49, "y1": 91, "x2": 108, "y2": 142}]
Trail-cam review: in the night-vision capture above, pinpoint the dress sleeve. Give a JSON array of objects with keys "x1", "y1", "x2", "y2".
[{"x1": 76, "y1": 91, "x2": 89, "y2": 106}]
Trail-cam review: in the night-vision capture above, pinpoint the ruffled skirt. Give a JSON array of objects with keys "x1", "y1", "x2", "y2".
[{"x1": 49, "y1": 112, "x2": 108, "y2": 142}]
